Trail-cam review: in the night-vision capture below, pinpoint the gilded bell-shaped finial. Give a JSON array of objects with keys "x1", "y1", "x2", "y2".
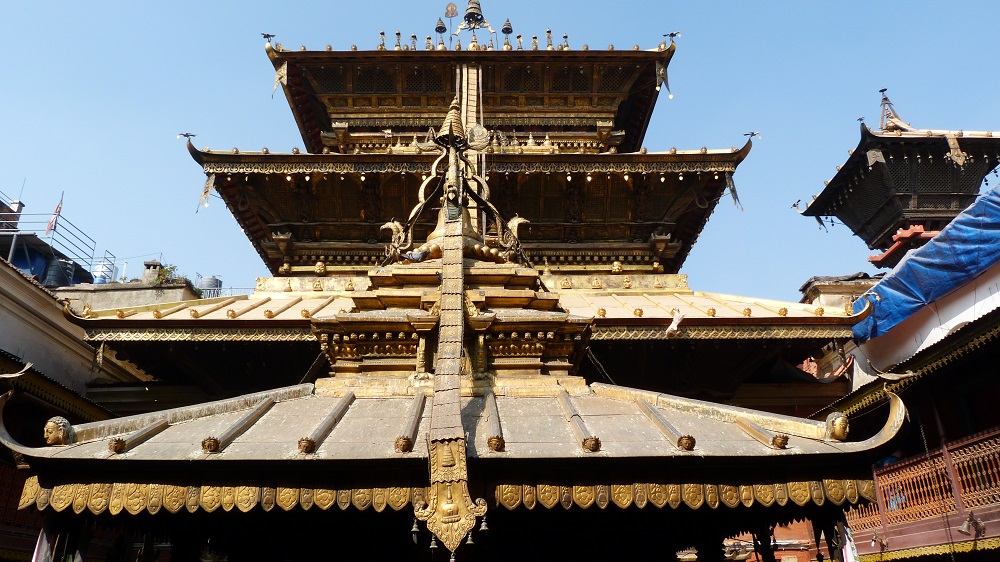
[
  {"x1": 464, "y1": 0, "x2": 484, "y2": 28},
  {"x1": 436, "y1": 99, "x2": 467, "y2": 147}
]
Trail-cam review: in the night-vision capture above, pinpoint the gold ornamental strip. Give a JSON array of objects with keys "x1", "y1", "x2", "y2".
[
  {"x1": 492, "y1": 480, "x2": 875, "y2": 511},
  {"x1": 84, "y1": 327, "x2": 314, "y2": 342},
  {"x1": 22, "y1": 477, "x2": 877, "y2": 515},
  {"x1": 859, "y1": 537, "x2": 1000, "y2": 562},
  {"x1": 23, "y1": 481, "x2": 429, "y2": 515},
  {"x1": 592, "y1": 325, "x2": 853, "y2": 340}
]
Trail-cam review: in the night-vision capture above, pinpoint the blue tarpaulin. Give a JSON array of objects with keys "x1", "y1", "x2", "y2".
[{"x1": 853, "y1": 184, "x2": 1000, "y2": 342}]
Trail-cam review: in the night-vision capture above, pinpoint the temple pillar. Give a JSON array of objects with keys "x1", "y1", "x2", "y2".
[{"x1": 751, "y1": 523, "x2": 777, "y2": 562}]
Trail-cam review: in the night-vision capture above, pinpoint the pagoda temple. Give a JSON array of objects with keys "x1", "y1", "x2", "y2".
[
  {"x1": 803, "y1": 92, "x2": 1000, "y2": 268},
  {"x1": 2, "y1": 3, "x2": 905, "y2": 561}
]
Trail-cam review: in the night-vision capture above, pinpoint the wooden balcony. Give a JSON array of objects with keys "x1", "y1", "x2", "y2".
[{"x1": 847, "y1": 427, "x2": 1000, "y2": 558}]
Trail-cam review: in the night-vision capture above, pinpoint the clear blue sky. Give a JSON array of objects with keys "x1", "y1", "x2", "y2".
[{"x1": 4, "y1": 2, "x2": 998, "y2": 300}]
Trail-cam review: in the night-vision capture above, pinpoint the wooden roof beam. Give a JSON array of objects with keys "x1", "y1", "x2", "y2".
[
  {"x1": 557, "y1": 389, "x2": 600, "y2": 452},
  {"x1": 298, "y1": 392, "x2": 354, "y2": 454},
  {"x1": 201, "y1": 398, "x2": 275, "y2": 453},
  {"x1": 394, "y1": 392, "x2": 426, "y2": 453}
]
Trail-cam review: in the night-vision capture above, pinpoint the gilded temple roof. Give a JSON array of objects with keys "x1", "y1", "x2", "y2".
[
  {"x1": 264, "y1": 39, "x2": 678, "y2": 155},
  {"x1": 0, "y1": 380, "x2": 903, "y2": 465},
  {"x1": 67, "y1": 274, "x2": 862, "y2": 342}
]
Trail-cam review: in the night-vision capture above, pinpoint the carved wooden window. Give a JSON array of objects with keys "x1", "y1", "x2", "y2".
[
  {"x1": 356, "y1": 65, "x2": 396, "y2": 94},
  {"x1": 517, "y1": 175, "x2": 542, "y2": 221},
  {"x1": 310, "y1": 65, "x2": 347, "y2": 94},
  {"x1": 379, "y1": 174, "x2": 417, "y2": 223},
  {"x1": 338, "y1": 178, "x2": 363, "y2": 220},
  {"x1": 405, "y1": 67, "x2": 445, "y2": 94},
  {"x1": 502, "y1": 65, "x2": 541, "y2": 92},
  {"x1": 551, "y1": 66, "x2": 590, "y2": 93},
  {"x1": 584, "y1": 177, "x2": 608, "y2": 222},
  {"x1": 599, "y1": 65, "x2": 632, "y2": 92},
  {"x1": 607, "y1": 175, "x2": 630, "y2": 221}
]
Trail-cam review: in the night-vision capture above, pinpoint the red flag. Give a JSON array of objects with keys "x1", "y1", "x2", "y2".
[{"x1": 45, "y1": 193, "x2": 63, "y2": 235}]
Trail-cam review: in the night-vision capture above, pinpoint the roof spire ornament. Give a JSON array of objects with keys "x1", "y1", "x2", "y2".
[
  {"x1": 879, "y1": 88, "x2": 910, "y2": 133},
  {"x1": 501, "y1": 19, "x2": 513, "y2": 50},
  {"x1": 454, "y1": 0, "x2": 495, "y2": 34}
]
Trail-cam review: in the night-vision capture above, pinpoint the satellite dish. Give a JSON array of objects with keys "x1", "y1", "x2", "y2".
[{"x1": 445, "y1": 3, "x2": 458, "y2": 18}]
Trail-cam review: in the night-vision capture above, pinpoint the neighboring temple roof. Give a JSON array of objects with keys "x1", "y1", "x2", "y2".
[
  {"x1": 802, "y1": 94, "x2": 1000, "y2": 267},
  {"x1": 265, "y1": 41, "x2": 676, "y2": 155},
  {"x1": 0, "y1": 351, "x2": 112, "y2": 423}
]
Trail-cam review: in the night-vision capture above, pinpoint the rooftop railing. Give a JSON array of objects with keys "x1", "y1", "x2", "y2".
[{"x1": 0, "y1": 211, "x2": 96, "y2": 273}]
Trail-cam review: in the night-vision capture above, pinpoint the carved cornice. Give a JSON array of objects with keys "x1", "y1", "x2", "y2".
[
  {"x1": 591, "y1": 325, "x2": 854, "y2": 340},
  {"x1": 200, "y1": 158, "x2": 739, "y2": 176},
  {"x1": 84, "y1": 328, "x2": 314, "y2": 342}
]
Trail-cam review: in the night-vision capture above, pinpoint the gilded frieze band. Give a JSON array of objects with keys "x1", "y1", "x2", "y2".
[
  {"x1": 84, "y1": 328, "x2": 314, "y2": 342},
  {"x1": 592, "y1": 325, "x2": 854, "y2": 340},
  {"x1": 21, "y1": 476, "x2": 875, "y2": 516}
]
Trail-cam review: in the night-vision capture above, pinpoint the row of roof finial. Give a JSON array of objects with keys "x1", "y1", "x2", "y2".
[{"x1": 277, "y1": 32, "x2": 672, "y2": 53}]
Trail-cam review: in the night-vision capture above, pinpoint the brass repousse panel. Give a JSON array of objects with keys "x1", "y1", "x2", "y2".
[
  {"x1": 89, "y1": 483, "x2": 113, "y2": 515},
  {"x1": 633, "y1": 483, "x2": 648, "y2": 509},
  {"x1": 387, "y1": 487, "x2": 409, "y2": 511},
  {"x1": 595, "y1": 485, "x2": 610, "y2": 509},
  {"x1": 110, "y1": 483, "x2": 127, "y2": 515},
  {"x1": 704, "y1": 484, "x2": 719, "y2": 509},
  {"x1": 522, "y1": 485, "x2": 536, "y2": 510},
  {"x1": 682, "y1": 484, "x2": 704, "y2": 510},
  {"x1": 261, "y1": 487, "x2": 276, "y2": 512},
  {"x1": 538, "y1": 485, "x2": 558, "y2": 509},
  {"x1": 314, "y1": 489, "x2": 335, "y2": 511},
  {"x1": 844, "y1": 479, "x2": 859, "y2": 504},
  {"x1": 372, "y1": 488, "x2": 386, "y2": 512},
  {"x1": 647, "y1": 484, "x2": 668, "y2": 508},
  {"x1": 147, "y1": 484, "x2": 163, "y2": 515},
  {"x1": 276, "y1": 487, "x2": 299, "y2": 511},
  {"x1": 200, "y1": 486, "x2": 222, "y2": 513},
  {"x1": 823, "y1": 479, "x2": 845, "y2": 505},
  {"x1": 18, "y1": 476, "x2": 39, "y2": 510},
  {"x1": 611, "y1": 484, "x2": 633, "y2": 509},
  {"x1": 573, "y1": 486, "x2": 594, "y2": 509},
  {"x1": 774, "y1": 483, "x2": 789, "y2": 507},
  {"x1": 185, "y1": 486, "x2": 200, "y2": 513},
  {"x1": 299, "y1": 488, "x2": 314, "y2": 511},
  {"x1": 236, "y1": 486, "x2": 259, "y2": 512},
  {"x1": 72, "y1": 483, "x2": 89, "y2": 514},
  {"x1": 719, "y1": 485, "x2": 740, "y2": 509},
  {"x1": 221, "y1": 486, "x2": 237, "y2": 512},
  {"x1": 50, "y1": 484, "x2": 74, "y2": 512},
  {"x1": 788, "y1": 482, "x2": 810, "y2": 507},
  {"x1": 497, "y1": 484, "x2": 521, "y2": 510}
]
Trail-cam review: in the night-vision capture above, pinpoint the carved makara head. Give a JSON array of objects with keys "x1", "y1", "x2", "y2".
[{"x1": 43, "y1": 416, "x2": 72, "y2": 446}]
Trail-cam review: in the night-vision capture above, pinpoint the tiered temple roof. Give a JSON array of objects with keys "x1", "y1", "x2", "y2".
[
  {"x1": 804, "y1": 93, "x2": 1000, "y2": 268},
  {"x1": 4, "y1": 3, "x2": 905, "y2": 559}
]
